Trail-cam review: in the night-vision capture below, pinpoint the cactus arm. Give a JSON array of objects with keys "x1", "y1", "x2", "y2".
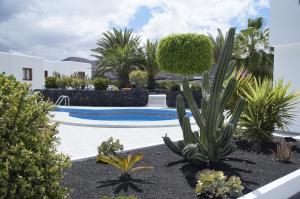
[
  {"x1": 219, "y1": 78, "x2": 236, "y2": 114},
  {"x1": 163, "y1": 135, "x2": 182, "y2": 156},
  {"x1": 182, "y1": 77, "x2": 205, "y2": 130},
  {"x1": 224, "y1": 60, "x2": 236, "y2": 80},
  {"x1": 182, "y1": 116, "x2": 198, "y2": 144},
  {"x1": 217, "y1": 144, "x2": 237, "y2": 160},
  {"x1": 176, "y1": 94, "x2": 186, "y2": 129},
  {"x1": 217, "y1": 124, "x2": 234, "y2": 148},
  {"x1": 201, "y1": 71, "x2": 210, "y2": 98},
  {"x1": 229, "y1": 97, "x2": 245, "y2": 128},
  {"x1": 189, "y1": 153, "x2": 208, "y2": 164}
]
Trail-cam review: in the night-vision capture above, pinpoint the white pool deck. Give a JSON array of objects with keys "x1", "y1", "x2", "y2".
[
  {"x1": 54, "y1": 106, "x2": 300, "y2": 161},
  {"x1": 53, "y1": 106, "x2": 198, "y2": 160}
]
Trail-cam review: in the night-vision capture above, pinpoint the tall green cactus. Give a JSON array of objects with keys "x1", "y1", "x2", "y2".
[{"x1": 163, "y1": 28, "x2": 244, "y2": 165}]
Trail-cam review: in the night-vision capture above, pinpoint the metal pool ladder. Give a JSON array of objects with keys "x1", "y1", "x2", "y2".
[{"x1": 55, "y1": 95, "x2": 70, "y2": 106}]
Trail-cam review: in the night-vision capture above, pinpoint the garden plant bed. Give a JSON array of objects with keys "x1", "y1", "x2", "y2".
[{"x1": 62, "y1": 139, "x2": 300, "y2": 199}]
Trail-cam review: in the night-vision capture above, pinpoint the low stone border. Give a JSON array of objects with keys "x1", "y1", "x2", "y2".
[
  {"x1": 37, "y1": 89, "x2": 149, "y2": 106},
  {"x1": 238, "y1": 169, "x2": 300, "y2": 199}
]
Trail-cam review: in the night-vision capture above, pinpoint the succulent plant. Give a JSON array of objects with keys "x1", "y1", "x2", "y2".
[
  {"x1": 163, "y1": 28, "x2": 244, "y2": 165},
  {"x1": 195, "y1": 169, "x2": 244, "y2": 198}
]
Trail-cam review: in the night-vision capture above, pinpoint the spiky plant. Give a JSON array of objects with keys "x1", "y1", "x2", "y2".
[
  {"x1": 163, "y1": 28, "x2": 245, "y2": 165},
  {"x1": 272, "y1": 141, "x2": 293, "y2": 163},
  {"x1": 97, "y1": 153, "x2": 153, "y2": 181}
]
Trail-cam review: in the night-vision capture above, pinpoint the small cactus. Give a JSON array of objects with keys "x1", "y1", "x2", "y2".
[{"x1": 163, "y1": 28, "x2": 244, "y2": 165}]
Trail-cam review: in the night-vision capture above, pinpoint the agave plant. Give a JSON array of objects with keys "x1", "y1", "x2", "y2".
[
  {"x1": 163, "y1": 28, "x2": 245, "y2": 165},
  {"x1": 239, "y1": 78, "x2": 299, "y2": 143},
  {"x1": 97, "y1": 153, "x2": 153, "y2": 181}
]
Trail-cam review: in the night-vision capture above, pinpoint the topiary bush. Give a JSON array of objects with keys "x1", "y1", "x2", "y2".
[
  {"x1": 156, "y1": 33, "x2": 213, "y2": 74},
  {"x1": 0, "y1": 74, "x2": 71, "y2": 198},
  {"x1": 93, "y1": 77, "x2": 109, "y2": 90},
  {"x1": 129, "y1": 70, "x2": 148, "y2": 89}
]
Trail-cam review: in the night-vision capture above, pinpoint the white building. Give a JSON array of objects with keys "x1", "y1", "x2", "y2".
[
  {"x1": 0, "y1": 52, "x2": 91, "y2": 89},
  {"x1": 270, "y1": 0, "x2": 300, "y2": 133}
]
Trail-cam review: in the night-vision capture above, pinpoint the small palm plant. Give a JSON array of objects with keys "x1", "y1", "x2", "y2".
[{"x1": 97, "y1": 153, "x2": 153, "y2": 181}]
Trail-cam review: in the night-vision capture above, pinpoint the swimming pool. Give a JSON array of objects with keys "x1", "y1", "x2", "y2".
[{"x1": 55, "y1": 107, "x2": 192, "y2": 121}]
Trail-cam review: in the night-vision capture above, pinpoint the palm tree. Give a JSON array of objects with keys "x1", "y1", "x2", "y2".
[
  {"x1": 91, "y1": 28, "x2": 144, "y2": 87},
  {"x1": 233, "y1": 17, "x2": 274, "y2": 79},
  {"x1": 144, "y1": 39, "x2": 158, "y2": 90}
]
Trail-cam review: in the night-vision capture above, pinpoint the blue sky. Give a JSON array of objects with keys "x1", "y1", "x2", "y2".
[{"x1": 0, "y1": 0, "x2": 270, "y2": 60}]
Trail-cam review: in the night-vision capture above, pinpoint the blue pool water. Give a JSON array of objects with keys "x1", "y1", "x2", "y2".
[{"x1": 55, "y1": 108, "x2": 192, "y2": 121}]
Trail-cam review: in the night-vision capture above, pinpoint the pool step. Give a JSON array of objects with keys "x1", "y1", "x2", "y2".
[{"x1": 147, "y1": 94, "x2": 167, "y2": 107}]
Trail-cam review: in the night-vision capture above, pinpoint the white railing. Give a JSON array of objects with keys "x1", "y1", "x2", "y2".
[{"x1": 55, "y1": 95, "x2": 70, "y2": 106}]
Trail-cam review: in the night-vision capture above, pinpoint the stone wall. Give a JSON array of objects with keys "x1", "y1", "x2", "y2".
[{"x1": 37, "y1": 89, "x2": 149, "y2": 107}]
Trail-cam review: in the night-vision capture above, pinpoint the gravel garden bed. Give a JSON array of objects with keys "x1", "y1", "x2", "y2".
[{"x1": 62, "y1": 139, "x2": 300, "y2": 199}]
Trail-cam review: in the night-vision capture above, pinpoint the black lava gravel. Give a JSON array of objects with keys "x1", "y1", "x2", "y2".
[{"x1": 61, "y1": 140, "x2": 300, "y2": 199}]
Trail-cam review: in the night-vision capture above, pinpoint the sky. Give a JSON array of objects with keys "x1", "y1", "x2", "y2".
[{"x1": 0, "y1": 0, "x2": 269, "y2": 61}]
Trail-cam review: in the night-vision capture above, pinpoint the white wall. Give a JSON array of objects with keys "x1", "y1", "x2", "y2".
[
  {"x1": 0, "y1": 52, "x2": 44, "y2": 89},
  {"x1": 273, "y1": 44, "x2": 300, "y2": 133},
  {"x1": 271, "y1": 0, "x2": 300, "y2": 133},
  {"x1": 270, "y1": 0, "x2": 300, "y2": 46},
  {"x1": 44, "y1": 60, "x2": 91, "y2": 78},
  {"x1": 0, "y1": 52, "x2": 92, "y2": 89}
]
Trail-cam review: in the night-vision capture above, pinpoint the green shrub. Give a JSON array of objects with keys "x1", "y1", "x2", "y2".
[
  {"x1": 166, "y1": 80, "x2": 181, "y2": 91},
  {"x1": 45, "y1": 76, "x2": 58, "y2": 88},
  {"x1": 93, "y1": 77, "x2": 109, "y2": 90},
  {"x1": 156, "y1": 33, "x2": 213, "y2": 74},
  {"x1": 0, "y1": 74, "x2": 71, "y2": 198},
  {"x1": 129, "y1": 70, "x2": 147, "y2": 89},
  {"x1": 102, "y1": 196, "x2": 137, "y2": 199},
  {"x1": 195, "y1": 170, "x2": 244, "y2": 199},
  {"x1": 190, "y1": 81, "x2": 202, "y2": 92},
  {"x1": 239, "y1": 78, "x2": 299, "y2": 143},
  {"x1": 97, "y1": 137, "x2": 123, "y2": 157},
  {"x1": 56, "y1": 76, "x2": 71, "y2": 89}
]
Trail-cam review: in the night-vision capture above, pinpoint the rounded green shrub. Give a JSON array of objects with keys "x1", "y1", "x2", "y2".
[
  {"x1": 156, "y1": 33, "x2": 213, "y2": 74},
  {"x1": 45, "y1": 77, "x2": 58, "y2": 88},
  {"x1": 129, "y1": 70, "x2": 147, "y2": 89},
  {"x1": 93, "y1": 77, "x2": 109, "y2": 90},
  {"x1": 0, "y1": 74, "x2": 71, "y2": 198}
]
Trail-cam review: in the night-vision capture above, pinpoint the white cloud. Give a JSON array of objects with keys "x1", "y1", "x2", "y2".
[{"x1": 0, "y1": 0, "x2": 269, "y2": 60}]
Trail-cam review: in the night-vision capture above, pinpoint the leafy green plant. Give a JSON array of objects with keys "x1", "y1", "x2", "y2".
[
  {"x1": 239, "y1": 78, "x2": 299, "y2": 143},
  {"x1": 93, "y1": 77, "x2": 109, "y2": 90},
  {"x1": 97, "y1": 137, "x2": 123, "y2": 157},
  {"x1": 272, "y1": 141, "x2": 293, "y2": 163},
  {"x1": 92, "y1": 28, "x2": 144, "y2": 88},
  {"x1": 166, "y1": 80, "x2": 181, "y2": 91},
  {"x1": 190, "y1": 81, "x2": 202, "y2": 92},
  {"x1": 56, "y1": 76, "x2": 71, "y2": 89},
  {"x1": 144, "y1": 39, "x2": 159, "y2": 90},
  {"x1": 163, "y1": 28, "x2": 244, "y2": 165},
  {"x1": 45, "y1": 76, "x2": 58, "y2": 88},
  {"x1": 129, "y1": 70, "x2": 147, "y2": 89},
  {"x1": 97, "y1": 153, "x2": 153, "y2": 181},
  {"x1": 195, "y1": 170, "x2": 244, "y2": 199},
  {"x1": 157, "y1": 33, "x2": 213, "y2": 74},
  {"x1": 101, "y1": 196, "x2": 137, "y2": 199},
  {"x1": 0, "y1": 74, "x2": 71, "y2": 198}
]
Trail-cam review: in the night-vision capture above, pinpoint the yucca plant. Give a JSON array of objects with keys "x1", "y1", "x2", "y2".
[
  {"x1": 97, "y1": 153, "x2": 153, "y2": 181},
  {"x1": 272, "y1": 141, "x2": 293, "y2": 163},
  {"x1": 240, "y1": 78, "x2": 299, "y2": 143},
  {"x1": 163, "y1": 28, "x2": 245, "y2": 165}
]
